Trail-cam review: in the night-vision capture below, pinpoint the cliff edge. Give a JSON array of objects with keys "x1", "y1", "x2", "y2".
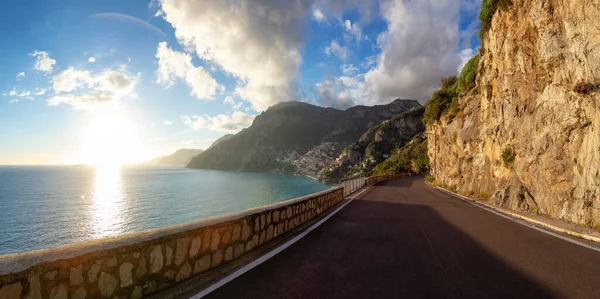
[{"x1": 427, "y1": 0, "x2": 600, "y2": 227}]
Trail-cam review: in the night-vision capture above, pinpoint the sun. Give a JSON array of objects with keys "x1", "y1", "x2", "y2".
[{"x1": 79, "y1": 110, "x2": 143, "y2": 167}]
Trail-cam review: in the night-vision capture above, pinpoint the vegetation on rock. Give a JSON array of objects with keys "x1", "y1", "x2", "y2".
[
  {"x1": 319, "y1": 107, "x2": 425, "y2": 183},
  {"x1": 479, "y1": 0, "x2": 512, "y2": 40},
  {"x1": 423, "y1": 77, "x2": 459, "y2": 124},
  {"x1": 371, "y1": 134, "x2": 429, "y2": 176},
  {"x1": 573, "y1": 82, "x2": 600, "y2": 95},
  {"x1": 501, "y1": 146, "x2": 515, "y2": 167},
  {"x1": 423, "y1": 54, "x2": 480, "y2": 125},
  {"x1": 458, "y1": 54, "x2": 480, "y2": 92}
]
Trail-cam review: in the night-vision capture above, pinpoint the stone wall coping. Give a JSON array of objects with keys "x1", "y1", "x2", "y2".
[{"x1": 0, "y1": 186, "x2": 342, "y2": 275}]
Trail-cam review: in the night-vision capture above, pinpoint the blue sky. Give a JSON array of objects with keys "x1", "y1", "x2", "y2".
[{"x1": 0, "y1": 0, "x2": 481, "y2": 165}]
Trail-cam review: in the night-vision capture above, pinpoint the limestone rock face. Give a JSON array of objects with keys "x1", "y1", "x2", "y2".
[{"x1": 427, "y1": 0, "x2": 600, "y2": 227}]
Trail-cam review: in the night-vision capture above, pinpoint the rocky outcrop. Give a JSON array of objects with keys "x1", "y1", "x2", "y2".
[
  {"x1": 188, "y1": 99, "x2": 421, "y2": 177},
  {"x1": 427, "y1": 0, "x2": 600, "y2": 227},
  {"x1": 321, "y1": 107, "x2": 425, "y2": 183}
]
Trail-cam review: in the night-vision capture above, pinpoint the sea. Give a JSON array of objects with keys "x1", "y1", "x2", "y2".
[{"x1": 0, "y1": 165, "x2": 333, "y2": 255}]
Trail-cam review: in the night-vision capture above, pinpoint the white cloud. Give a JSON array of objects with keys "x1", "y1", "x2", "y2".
[
  {"x1": 33, "y1": 88, "x2": 47, "y2": 96},
  {"x1": 312, "y1": 0, "x2": 377, "y2": 21},
  {"x1": 361, "y1": 56, "x2": 376, "y2": 69},
  {"x1": 163, "y1": 120, "x2": 173, "y2": 125},
  {"x1": 317, "y1": 0, "x2": 469, "y2": 108},
  {"x1": 223, "y1": 95, "x2": 244, "y2": 110},
  {"x1": 30, "y1": 51, "x2": 56, "y2": 74},
  {"x1": 223, "y1": 96, "x2": 234, "y2": 106},
  {"x1": 88, "y1": 57, "x2": 96, "y2": 63},
  {"x1": 9, "y1": 99, "x2": 19, "y2": 104},
  {"x1": 343, "y1": 19, "x2": 362, "y2": 42},
  {"x1": 47, "y1": 66, "x2": 138, "y2": 109},
  {"x1": 325, "y1": 40, "x2": 350, "y2": 61},
  {"x1": 316, "y1": 0, "x2": 472, "y2": 109},
  {"x1": 341, "y1": 64, "x2": 359, "y2": 75},
  {"x1": 313, "y1": 9, "x2": 326, "y2": 22},
  {"x1": 181, "y1": 111, "x2": 256, "y2": 133},
  {"x1": 316, "y1": 76, "x2": 360, "y2": 109},
  {"x1": 155, "y1": 41, "x2": 221, "y2": 100},
  {"x1": 52, "y1": 67, "x2": 93, "y2": 93},
  {"x1": 4, "y1": 89, "x2": 33, "y2": 98},
  {"x1": 361, "y1": 0, "x2": 464, "y2": 104},
  {"x1": 16, "y1": 72, "x2": 25, "y2": 80},
  {"x1": 158, "y1": 0, "x2": 311, "y2": 111}
]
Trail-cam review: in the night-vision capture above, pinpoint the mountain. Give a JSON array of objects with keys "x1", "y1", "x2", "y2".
[
  {"x1": 187, "y1": 99, "x2": 421, "y2": 176},
  {"x1": 320, "y1": 107, "x2": 426, "y2": 183},
  {"x1": 425, "y1": 0, "x2": 600, "y2": 228},
  {"x1": 208, "y1": 134, "x2": 234, "y2": 149},
  {"x1": 148, "y1": 148, "x2": 204, "y2": 166}
]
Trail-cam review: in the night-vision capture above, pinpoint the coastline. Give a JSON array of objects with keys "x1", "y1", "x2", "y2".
[
  {"x1": 0, "y1": 167, "x2": 332, "y2": 256},
  {"x1": 304, "y1": 174, "x2": 319, "y2": 181}
]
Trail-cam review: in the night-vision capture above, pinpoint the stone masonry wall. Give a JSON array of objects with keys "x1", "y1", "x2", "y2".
[{"x1": 0, "y1": 187, "x2": 344, "y2": 299}]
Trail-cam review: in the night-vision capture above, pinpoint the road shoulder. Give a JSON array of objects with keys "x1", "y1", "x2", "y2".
[{"x1": 425, "y1": 181, "x2": 600, "y2": 247}]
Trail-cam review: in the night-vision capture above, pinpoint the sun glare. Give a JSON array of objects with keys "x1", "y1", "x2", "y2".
[
  {"x1": 90, "y1": 162, "x2": 125, "y2": 238},
  {"x1": 79, "y1": 110, "x2": 143, "y2": 167}
]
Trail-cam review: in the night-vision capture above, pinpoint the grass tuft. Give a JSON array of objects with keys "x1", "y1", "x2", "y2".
[{"x1": 501, "y1": 146, "x2": 516, "y2": 167}]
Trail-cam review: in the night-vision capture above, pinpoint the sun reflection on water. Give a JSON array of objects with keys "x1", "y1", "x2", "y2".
[{"x1": 91, "y1": 164, "x2": 125, "y2": 238}]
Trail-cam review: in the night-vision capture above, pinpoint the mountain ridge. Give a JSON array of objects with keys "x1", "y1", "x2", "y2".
[{"x1": 187, "y1": 99, "x2": 422, "y2": 176}]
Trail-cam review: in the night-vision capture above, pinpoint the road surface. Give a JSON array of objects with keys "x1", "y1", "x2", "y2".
[{"x1": 199, "y1": 177, "x2": 600, "y2": 298}]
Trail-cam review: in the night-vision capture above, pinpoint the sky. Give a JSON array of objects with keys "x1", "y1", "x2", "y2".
[{"x1": 0, "y1": 0, "x2": 481, "y2": 165}]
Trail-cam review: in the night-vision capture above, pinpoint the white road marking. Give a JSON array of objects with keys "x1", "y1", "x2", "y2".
[
  {"x1": 190, "y1": 185, "x2": 374, "y2": 298},
  {"x1": 430, "y1": 184, "x2": 600, "y2": 253}
]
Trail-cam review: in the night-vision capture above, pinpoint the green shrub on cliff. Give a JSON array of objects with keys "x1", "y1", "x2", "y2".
[
  {"x1": 423, "y1": 76, "x2": 459, "y2": 124},
  {"x1": 458, "y1": 54, "x2": 480, "y2": 92},
  {"x1": 479, "y1": 0, "x2": 512, "y2": 40},
  {"x1": 372, "y1": 134, "x2": 429, "y2": 175},
  {"x1": 502, "y1": 146, "x2": 515, "y2": 167},
  {"x1": 424, "y1": 54, "x2": 481, "y2": 125}
]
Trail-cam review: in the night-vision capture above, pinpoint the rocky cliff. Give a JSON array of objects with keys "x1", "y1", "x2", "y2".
[
  {"x1": 187, "y1": 99, "x2": 421, "y2": 177},
  {"x1": 427, "y1": 0, "x2": 600, "y2": 227},
  {"x1": 320, "y1": 107, "x2": 426, "y2": 183},
  {"x1": 208, "y1": 134, "x2": 234, "y2": 149}
]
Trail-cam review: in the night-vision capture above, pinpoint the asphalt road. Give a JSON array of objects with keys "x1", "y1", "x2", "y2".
[{"x1": 202, "y1": 177, "x2": 600, "y2": 299}]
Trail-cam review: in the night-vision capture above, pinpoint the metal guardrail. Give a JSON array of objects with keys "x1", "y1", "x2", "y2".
[
  {"x1": 340, "y1": 175, "x2": 407, "y2": 196},
  {"x1": 340, "y1": 175, "x2": 406, "y2": 196},
  {"x1": 340, "y1": 177, "x2": 366, "y2": 196}
]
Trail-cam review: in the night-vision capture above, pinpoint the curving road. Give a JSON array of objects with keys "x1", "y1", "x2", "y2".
[{"x1": 199, "y1": 177, "x2": 600, "y2": 298}]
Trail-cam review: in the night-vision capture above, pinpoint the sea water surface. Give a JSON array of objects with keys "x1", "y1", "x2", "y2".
[{"x1": 0, "y1": 165, "x2": 333, "y2": 255}]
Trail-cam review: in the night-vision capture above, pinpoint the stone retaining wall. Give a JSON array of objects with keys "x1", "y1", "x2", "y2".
[{"x1": 0, "y1": 187, "x2": 344, "y2": 299}]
